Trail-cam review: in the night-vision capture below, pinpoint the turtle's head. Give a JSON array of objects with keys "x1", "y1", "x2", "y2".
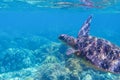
[{"x1": 59, "y1": 34, "x2": 76, "y2": 48}]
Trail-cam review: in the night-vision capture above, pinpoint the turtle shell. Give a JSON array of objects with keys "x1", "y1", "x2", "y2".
[{"x1": 76, "y1": 36, "x2": 120, "y2": 74}]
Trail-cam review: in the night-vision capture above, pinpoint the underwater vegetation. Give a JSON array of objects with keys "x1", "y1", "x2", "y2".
[{"x1": 0, "y1": 32, "x2": 120, "y2": 80}]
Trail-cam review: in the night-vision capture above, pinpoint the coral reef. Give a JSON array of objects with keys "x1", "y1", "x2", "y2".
[
  {"x1": 0, "y1": 48, "x2": 35, "y2": 73},
  {"x1": 0, "y1": 34, "x2": 119, "y2": 80},
  {"x1": 35, "y1": 63, "x2": 70, "y2": 80},
  {"x1": 65, "y1": 58, "x2": 83, "y2": 80}
]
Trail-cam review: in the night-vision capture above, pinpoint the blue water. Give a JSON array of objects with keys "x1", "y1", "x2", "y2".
[
  {"x1": 0, "y1": 0, "x2": 120, "y2": 80},
  {"x1": 0, "y1": 11, "x2": 120, "y2": 45}
]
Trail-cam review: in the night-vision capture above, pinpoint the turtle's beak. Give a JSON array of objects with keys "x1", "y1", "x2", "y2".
[
  {"x1": 58, "y1": 34, "x2": 66, "y2": 41},
  {"x1": 58, "y1": 34, "x2": 69, "y2": 43}
]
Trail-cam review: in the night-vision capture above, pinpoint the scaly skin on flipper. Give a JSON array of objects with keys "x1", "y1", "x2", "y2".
[{"x1": 59, "y1": 15, "x2": 120, "y2": 74}]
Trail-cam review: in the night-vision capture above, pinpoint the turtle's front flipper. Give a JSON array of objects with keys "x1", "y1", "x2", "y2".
[
  {"x1": 78, "y1": 15, "x2": 92, "y2": 37},
  {"x1": 66, "y1": 48, "x2": 80, "y2": 55}
]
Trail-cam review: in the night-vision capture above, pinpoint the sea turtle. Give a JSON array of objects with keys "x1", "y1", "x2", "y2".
[{"x1": 58, "y1": 15, "x2": 120, "y2": 74}]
